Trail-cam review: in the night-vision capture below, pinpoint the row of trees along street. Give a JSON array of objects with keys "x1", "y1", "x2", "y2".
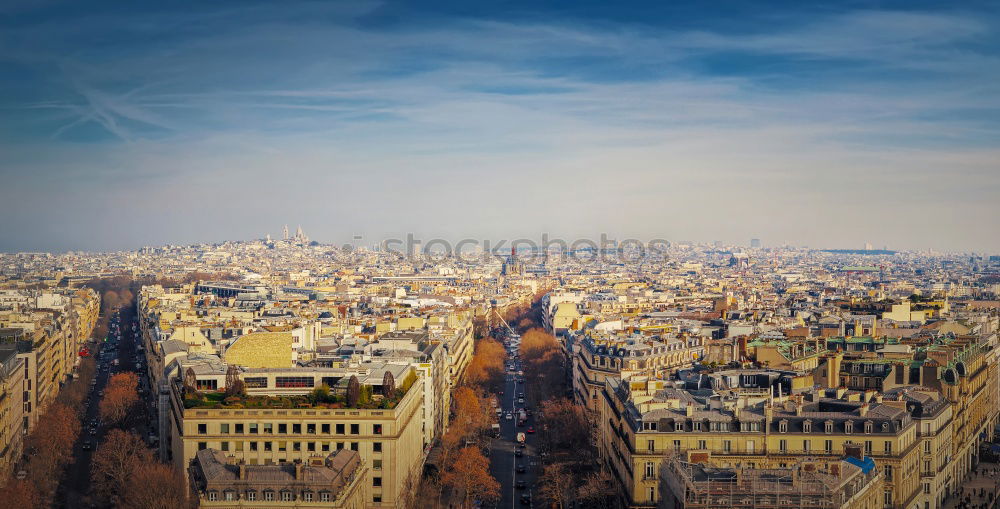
[
  {"x1": 0, "y1": 274, "x2": 232, "y2": 508},
  {"x1": 514, "y1": 297, "x2": 619, "y2": 509},
  {"x1": 411, "y1": 288, "x2": 618, "y2": 509}
]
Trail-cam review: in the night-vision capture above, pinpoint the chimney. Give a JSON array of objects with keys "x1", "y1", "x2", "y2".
[
  {"x1": 826, "y1": 352, "x2": 843, "y2": 389},
  {"x1": 844, "y1": 443, "x2": 864, "y2": 460},
  {"x1": 294, "y1": 460, "x2": 303, "y2": 480},
  {"x1": 686, "y1": 403, "x2": 695, "y2": 417},
  {"x1": 859, "y1": 403, "x2": 868, "y2": 417},
  {"x1": 238, "y1": 462, "x2": 247, "y2": 480}
]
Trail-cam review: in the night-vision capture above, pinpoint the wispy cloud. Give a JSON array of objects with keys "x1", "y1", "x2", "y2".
[{"x1": 0, "y1": 1, "x2": 998, "y2": 252}]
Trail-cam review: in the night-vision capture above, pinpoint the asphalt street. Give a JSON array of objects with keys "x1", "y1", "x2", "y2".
[{"x1": 488, "y1": 333, "x2": 540, "y2": 509}]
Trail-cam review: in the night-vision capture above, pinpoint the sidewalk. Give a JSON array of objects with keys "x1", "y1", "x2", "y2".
[{"x1": 943, "y1": 461, "x2": 1000, "y2": 509}]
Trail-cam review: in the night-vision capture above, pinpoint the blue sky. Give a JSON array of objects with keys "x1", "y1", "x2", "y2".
[{"x1": 1, "y1": 0, "x2": 998, "y2": 252}]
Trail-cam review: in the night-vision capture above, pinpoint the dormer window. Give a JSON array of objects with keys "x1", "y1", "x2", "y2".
[
  {"x1": 803, "y1": 420, "x2": 812, "y2": 433},
  {"x1": 675, "y1": 422, "x2": 684, "y2": 432},
  {"x1": 864, "y1": 421, "x2": 874, "y2": 434},
  {"x1": 779, "y1": 420, "x2": 788, "y2": 433},
  {"x1": 882, "y1": 422, "x2": 889, "y2": 432},
  {"x1": 845, "y1": 421, "x2": 853, "y2": 434},
  {"x1": 825, "y1": 421, "x2": 834, "y2": 433}
]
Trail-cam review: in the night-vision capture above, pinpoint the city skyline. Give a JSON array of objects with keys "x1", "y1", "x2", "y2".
[{"x1": 1, "y1": 0, "x2": 999, "y2": 252}]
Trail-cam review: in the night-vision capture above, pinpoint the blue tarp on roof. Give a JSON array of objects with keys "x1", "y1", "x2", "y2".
[{"x1": 844, "y1": 456, "x2": 877, "y2": 474}]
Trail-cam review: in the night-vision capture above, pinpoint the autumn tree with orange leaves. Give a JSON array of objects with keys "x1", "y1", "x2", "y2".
[
  {"x1": 519, "y1": 328, "x2": 565, "y2": 402},
  {"x1": 451, "y1": 386, "x2": 492, "y2": 440},
  {"x1": 441, "y1": 446, "x2": 500, "y2": 509},
  {"x1": 100, "y1": 372, "x2": 140, "y2": 427},
  {"x1": 20, "y1": 402, "x2": 81, "y2": 504},
  {"x1": 118, "y1": 461, "x2": 190, "y2": 509},
  {"x1": 465, "y1": 338, "x2": 505, "y2": 392}
]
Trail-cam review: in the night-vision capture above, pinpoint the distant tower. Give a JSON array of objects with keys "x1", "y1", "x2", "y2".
[
  {"x1": 751, "y1": 238, "x2": 761, "y2": 249},
  {"x1": 296, "y1": 225, "x2": 303, "y2": 238},
  {"x1": 283, "y1": 225, "x2": 289, "y2": 241}
]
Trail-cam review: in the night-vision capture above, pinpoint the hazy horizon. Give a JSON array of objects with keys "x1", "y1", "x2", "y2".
[{"x1": 2, "y1": 0, "x2": 998, "y2": 253}]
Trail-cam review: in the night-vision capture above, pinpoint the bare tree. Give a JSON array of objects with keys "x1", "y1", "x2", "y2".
[
  {"x1": 91, "y1": 429, "x2": 152, "y2": 504},
  {"x1": 224, "y1": 365, "x2": 245, "y2": 397}
]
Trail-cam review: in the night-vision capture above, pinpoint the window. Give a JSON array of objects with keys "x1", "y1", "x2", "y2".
[
  {"x1": 779, "y1": 440, "x2": 787, "y2": 452},
  {"x1": 803, "y1": 421, "x2": 812, "y2": 433},
  {"x1": 779, "y1": 420, "x2": 788, "y2": 433},
  {"x1": 235, "y1": 424, "x2": 244, "y2": 434},
  {"x1": 198, "y1": 442, "x2": 207, "y2": 451},
  {"x1": 373, "y1": 442, "x2": 382, "y2": 453},
  {"x1": 884, "y1": 492, "x2": 893, "y2": 506},
  {"x1": 321, "y1": 492, "x2": 330, "y2": 502},
  {"x1": 350, "y1": 423, "x2": 360, "y2": 435},
  {"x1": 864, "y1": 441, "x2": 872, "y2": 455},
  {"x1": 647, "y1": 440, "x2": 655, "y2": 452},
  {"x1": 697, "y1": 440, "x2": 706, "y2": 450},
  {"x1": 322, "y1": 424, "x2": 330, "y2": 434},
  {"x1": 208, "y1": 492, "x2": 217, "y2": 501},
  {"x1": 884, "y1": 441, "x2": 892, "y2": 454},
  {"x1": 247, "y1": 491, "x2": 256, "y2": 501},
  {"x1": 264, "y1": 491, "x2": 274, "y2": 501},
  {"x1": 198, "y1": 424, "x2": 207, "y2": 434},
  {"x1": 303, "y1": 492, "x2": 313, "y2": 502},
  {"x1": 675, "y1": 422, "x2": 683, "y2": 431},
  {"x1": 307, "y1": 423, "x2": 316, "y2": 434},
  {"x1": 673, "y1": 440, "x2": 681, "y2": 452},
  {"x1": 276, "y1": 376, "x2": 314, "y2": 388},
  {"x1": 308, "y1": 442, "x2": 316, "y2": 452},
  {"x1": 264, "y1": 441, "x2": 272, "y2": 452},
  {"x1": 336, "y1": 423, "x2": 345, "y2": 434},
  {"x1": 224, "y1": 491, "x2": 234, "y2": 501},
  {"x1": 263, "y1": 423, "x2": 272, "y2": 434},
  {"x1": 645, "y1": 462, "x2": 655, "y2": 479},
  {"x1": 221, "y1": 441, "x2": 229, "y2": 451},
  {"x1": 845, "y1": 421, "x2": 853, "y2": 434},
  {"x1": 803, "y1": 440, "x2": 811, "y2": 453},
  {"x1": 292, "y1": 424, "x2": 301, "y2": 434},
  {"x1": 282, "y1": 491, "x2": 293, "y2": 501},
  {"x1": 235, "y1": 441, "x2": 244, "y2": 452},
  {"x1": 249, "y1": 423, "x2": 258, "y2": 434},
  {"x1": 278, "y1": 441, "x2": 286, "y2": 451},
  {"x1": 825, "y1": 421, "x2": 833, "y2": 434},
  {"x1": 884, "y1": 465, "x2": 893, "y2": 481},
  {"x1": 373, "y1": 477, "x2": 383, "y2": 487},
  {"x1": 279, "y1": 423, "x2": 287, "y2": 434},
  {"x1": 864, "y1": 422, "x2": 873, "y2": 434},
  {"x1": 374, "y1": 459, "x2": 383, "y2": 470},
  {"x1": 197, "y1": 379, "x2": 218, "y2": 390},
  {"x1": 350, "y1": 442, "x2": 359, "y2": 451},
  {"x1": 923, "y1": 484, "x2": 930, "y2": 494},
  {"x1": 924, "y1": 441, "x2": 931, "y2": 453},
  {"x1": 220, "y1": 423, "x2": 230, "y2": 434},
  {"x1": 723, "y1": 440, "x2": 731, "y2": 453},
  {"x1": 322, "y1": 443, "x2": 330, "y2": 452},
  {"x1": 250, "y1": 442, "x2": 258, "y2": 451},
  {"x1": 244, "y1": 376, "x2": 267, "y2": 388},
  {"x1": 293, "y1": 442, "x2": 301, "y2": 451},
  {"x1": 337, "y1": 442, "x2": 344, "y2": 450},
  {"x1": 373, "y1": 424, "x2": 383, "y2": 435},
  {"x1": 374, "y1": 495, "x2": 382, "y2": 503},
  {"x1": 825, "y1": 440, "x2": 833, "y2": 453},
  {"x1": 648, "y1": 487, "x2": 655, "y2": 502}
]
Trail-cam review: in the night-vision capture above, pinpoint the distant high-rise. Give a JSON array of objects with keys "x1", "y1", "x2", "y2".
[
  {"x1": 750, "y1": 238, "x2": 761, "y2": 249},
  {"x1": 283, "y1": 224, "x2": 289, "y2": 240}
]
